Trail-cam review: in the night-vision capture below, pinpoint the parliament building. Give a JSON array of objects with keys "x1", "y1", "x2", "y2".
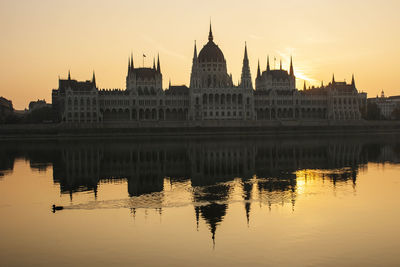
[{"x1": 52, "y1": 24, "x2": 367, "y2": 125}]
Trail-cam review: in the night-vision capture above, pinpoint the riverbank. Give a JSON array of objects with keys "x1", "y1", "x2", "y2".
[{"x1": 0, "y1": 120, "x2": 400, "y2": 140}]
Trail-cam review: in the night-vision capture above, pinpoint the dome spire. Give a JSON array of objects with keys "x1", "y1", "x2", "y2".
[{"x1": 208, "y1": 20, "x2": 213, "y2": 42}]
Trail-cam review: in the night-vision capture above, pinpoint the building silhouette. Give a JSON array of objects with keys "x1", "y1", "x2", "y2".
[{"x1": 52, "y1": 24, "x2": 366, "y2": 124}]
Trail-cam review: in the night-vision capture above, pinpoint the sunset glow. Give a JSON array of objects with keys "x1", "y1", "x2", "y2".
[{"x1": 0, "y1": 0, "x2": 399, "y2": 109}]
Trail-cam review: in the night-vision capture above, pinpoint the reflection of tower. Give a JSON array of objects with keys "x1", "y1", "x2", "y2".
[
  {"x1": 242, "y1": 181, "x2": 253, "y2": 225},
  {"x1": 192, "y1": 183, "x2": 231, "y2": 245}
]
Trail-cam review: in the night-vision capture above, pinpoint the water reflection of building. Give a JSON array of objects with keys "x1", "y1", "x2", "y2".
[{"x1": 1, "y1": 136, "x2": 400, "y2": 242}]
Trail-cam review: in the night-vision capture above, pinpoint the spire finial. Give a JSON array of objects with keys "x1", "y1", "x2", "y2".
[
  {"x1": 157, "y1": 53, "x2": 161, "y2": 73},
  {"x1": 193, "y1": 40, "x2": 197, "y2": 60},
  {"x1": 208, "y1": 20, "x2": 213, "y2": 42},
  {"x1": 303, "y1": 80, "x2": 306, "y2": 90},
  {"x1": 153, "y1": 57, "x2": 156, "y2": 70},
  {"x1": 169, "y1": 78, "x2": 171, "y2": 88},
  {"x1": 280, "y1": 59, "x2": 282, "y2": 70},
  {"x1": 289, "y1": 56, "x2": 294, "y2": 76},
  {"x1": 244, "y1": 42, "x2": 248, "y2": 60},
  {"x1": 332, "y1": 73, "x2": 335, "y2": 84},
  {"x1": 257, "y1": 59, "x2": 261, "y2": 78},
  {"x1": 131, "y1": 52, "x2": 134, "y2": 69},
  {"x1": 351, "y1": 74, "x2": 355, "y2": 87},
  {"x1": 267, "y1": 55, "x2": 270, "y2": 72},
  {"x1": 92, "y1": 71, "x2": 96, "y2": 85},
  {"x1": 68, "y1": 70, "x2": 71, "y2": 80}
]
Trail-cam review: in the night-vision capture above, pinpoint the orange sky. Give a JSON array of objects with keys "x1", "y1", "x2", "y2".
[{"x1": 0, "y1": 0, "x2": 399, "y2": 109}]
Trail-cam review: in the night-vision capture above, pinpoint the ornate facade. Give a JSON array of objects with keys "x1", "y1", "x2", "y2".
[{"x1": 52, "y1": 24, "x2": 366, "y2": 125}]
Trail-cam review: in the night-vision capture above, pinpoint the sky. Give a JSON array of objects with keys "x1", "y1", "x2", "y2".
[{"x1": 0, "y1": 0, "x2": 399, "y2": 109}]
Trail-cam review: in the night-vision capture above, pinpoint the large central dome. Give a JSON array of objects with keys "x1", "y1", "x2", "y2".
[{"x1": 198, "y1": 25, "x2": 225, "y2": 63}]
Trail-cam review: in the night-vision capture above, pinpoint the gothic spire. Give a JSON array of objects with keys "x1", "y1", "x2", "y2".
[
  {"x1": 289, "y1": 56, "x2": 294, "y2": 76},
  {"x1": 303, "y1": 80, "x2": 306, "y2": 90},
  {"x1": 321, "y1": 80, "x2": 324, "y2": 87},
  {"x1": 351, "y1": 74, "x2": 355, "y2": 87},
  {"x1": 153, "y1": 57, "x2": 156, "y2": 70},
  {"x1": 157, "y1": 54, "x2": 161, "y2": 73},
  {"x1": 92, "y1": 71, "x2": 96, "y2": 85},
  {"x1": 280, "y1": 59, "x2": 282, "y2": 70},
  {"x1": 240, "y1": 42, "x2": 252, "y2": 89},
  {"x1": 257, "y1": 59, "x2": 261, "y2": 78},
  {"x1": 68, "y1": 70, "x2": 71, "y2": 80},
  {"x1": 267, "y1": 55, "x2": 270, "y2": 72},
  {"x1": 332, "y1": 73, "x2": 335, "y2": 84},
  {"x1": 193, "y1": 40, "x2": 197, "y2": 60},
  {"x1": 208, "y1": 21, "x2": 213, "y2": 42},
  {"x1": 130, "y1": 52, "x2": 134, "y2": 69},
  {"x1": 244, "y1": 42, "x2": 248, "y2": 61}
]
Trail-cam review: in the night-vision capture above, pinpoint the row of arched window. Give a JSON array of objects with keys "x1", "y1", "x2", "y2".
[{"x1": 195, "y1": 93, "x2": 250, "y2": 105}]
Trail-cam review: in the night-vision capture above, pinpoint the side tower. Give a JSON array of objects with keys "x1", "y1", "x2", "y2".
[{"x1": 240, "y1": 42, "x2": 252, "y2": 89}]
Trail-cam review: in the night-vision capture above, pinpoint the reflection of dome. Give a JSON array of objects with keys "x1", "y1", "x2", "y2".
[{"x1": 198, "y1": 25, "x2": 225, "y2": 63}]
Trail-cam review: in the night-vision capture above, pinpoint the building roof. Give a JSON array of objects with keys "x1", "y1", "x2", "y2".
[
  {"x1": 198, "y1": 25, "x2": 225, "y2": 63},
  {"x1": 261, "y1": 69, "x2": 291, "y2": 81},
  {"x1": 198, "y1": 41, "x2": 225, "y2": 63},
  {"x1": 165, "y1": 85, "x2": 189, "y2": 95},
  {"x1": 0, "y1": 97, "x2": 13, "y2": 109},
  {"x1": 59, "y1": 79, "x2": 95, "y2": 92},
  {"x1": 132, "y1": 68, "x2": 160, "y2": 80}
]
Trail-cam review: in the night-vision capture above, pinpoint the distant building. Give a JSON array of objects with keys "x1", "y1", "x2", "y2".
[
  {"x1": 0, "y1": 97, "x2": 14, "y2": 123},
  {"x1": 29, "y1": 99, "x2": 50, "y2": 111},
  {"x1": 368, "y1": 91, "x2": 400, "y2": 119},
  {"x1": 52, "y1": 24, "x2": 367, "y2": 125}
]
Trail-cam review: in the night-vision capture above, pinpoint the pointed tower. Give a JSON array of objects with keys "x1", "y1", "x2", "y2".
[
  {"x1": 208, "y1": 21, "x2": 213, "y2": 42},
  {"x1": 126, "y1": 53, "x2": 136, "y2": 91},
  {"x1": 351, "y1": 74, "x2": 355, "y2": 87},
  {"x1": 157, "y1": 54, "x2": 161, "y2": 73},
  {"x1": 266, "y1": 55, "x2": 270, "y2": 72},
  {"x1": 289, "y1": 56, "x2": 294, "y2": 76},
  {"x1": 240, "y1": 42, "x2": 252, "y2": 89},
  {"x1": 92, "y1": 71, "x2": 96, "y2": 86},
  {"x1": 190, "y1": 40, "x2": 198, "y2": 88},
  {"x1": 280, "y1": 59, "x2": 282, "y2": 70},
  {"x1": 153, "y1": 57, "x2": 156, "y2": 70},
  {"x1": 257, "y1": 59, "x2": 261, "y2": 79},
  {"x1": 332, "y1": 74, "x2": 335, "y2": 85},
  {"x1": 68, "y1": 70, "x2": 71, "y2": 80},
  {"x1": 303, "y1": 80, "x2": 306, "y2": 90}
]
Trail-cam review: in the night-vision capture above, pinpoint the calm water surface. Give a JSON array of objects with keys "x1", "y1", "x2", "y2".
[{"x1": 1, "y1": 135, "x2": 400, "y2": 266}]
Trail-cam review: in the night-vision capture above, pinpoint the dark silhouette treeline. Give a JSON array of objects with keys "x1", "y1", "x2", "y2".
[{"x1": 1, "y1": 134, "x2": 400, "y2": 242}]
